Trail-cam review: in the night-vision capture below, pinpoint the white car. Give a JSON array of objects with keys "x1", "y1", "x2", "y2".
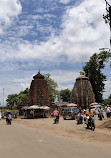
[{"x1": 90, "y1": 105, "x2": 102, "y2": 115}]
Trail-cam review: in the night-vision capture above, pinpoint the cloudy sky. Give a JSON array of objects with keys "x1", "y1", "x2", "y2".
[{"x1": 0, "y1": 0, "x2": 111, "y2": 106}]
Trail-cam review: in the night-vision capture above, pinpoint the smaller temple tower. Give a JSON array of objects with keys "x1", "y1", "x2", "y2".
[{"x1": 70, "y1": 72, "x2": 95, "y2": 109}]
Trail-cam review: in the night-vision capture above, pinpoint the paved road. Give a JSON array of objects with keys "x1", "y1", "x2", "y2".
[{"x1": 0, "y1": 119, "x2": 111, "y2": 158}]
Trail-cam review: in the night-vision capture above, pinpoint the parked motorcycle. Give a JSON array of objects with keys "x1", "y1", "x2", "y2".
[
  {"x1": 54, "y1": 116, "x2": 59, "y2": 124},
  {"x1": 85, "y1": 114, "x2": 95, "y2": 131},
  {"x1": 98, "y1": 111, "x2": 104, "y2": 120},
  {"x1": 77, "y1": 113, "x2": 83, "y2": 124}
]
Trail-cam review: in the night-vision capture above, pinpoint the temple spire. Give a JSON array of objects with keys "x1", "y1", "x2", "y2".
[{"x1": 38, "y1": 69, "x2": 40, "y2": 74}]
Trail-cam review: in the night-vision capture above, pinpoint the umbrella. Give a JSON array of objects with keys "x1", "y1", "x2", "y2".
[
  {"x1": 67, "y1": 103, "x2": 77, "y2": 107},
  {"x1": 28, "y1": 105, "x2": 40, "y2": 110},
  {"x1": 43, "y1": 106, "x2": 50, "y2": 110},
  {"x1": 39, "y1": 106, "x2": 44, "y2": 109},
  {"x1": 90, "y1": 103, "x2": 98, "y2": 106},
  {"x1": 21, "y1": 106, "x2": 29, "y2": 110},
  {"x1": 38, "y1": 106, "x2": 50, "y2": 110}
]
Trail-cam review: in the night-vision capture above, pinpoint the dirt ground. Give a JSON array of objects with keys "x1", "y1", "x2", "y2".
[{"x1": 13, "y1": 114, "x2": 111, "y2": 145}]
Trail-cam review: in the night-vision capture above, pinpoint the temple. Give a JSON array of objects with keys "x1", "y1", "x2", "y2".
[
  {"x1": 70, "y1": 72, "x2": 95, "y2": 109},
  {"x1": 18, "y1": 70, "x2": 49, "y2": 113}
]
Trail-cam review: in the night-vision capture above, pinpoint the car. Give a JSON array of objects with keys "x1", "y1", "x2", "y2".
[
  {"x1": 63, "y1": 107, "x2": 79, "y2": 120},
  {"x1": 90, "y1": 105, "x2": 102, "y2": 115}
]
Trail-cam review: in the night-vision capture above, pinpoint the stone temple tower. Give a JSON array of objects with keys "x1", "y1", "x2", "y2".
[
  {"x1": 70, "y1": 72, "x2": 95, "y2": 109},
  {"x1": 28, "y1": 70, "x2": 49, "y2": 106},
  {"x1": 18, "y1": 70, "x2": 49, "y2": 113}
]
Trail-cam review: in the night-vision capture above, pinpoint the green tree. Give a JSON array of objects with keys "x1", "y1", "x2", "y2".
[
  {"x1": 6, "y1": 88, "x2": 29, "y2": 109},
  {"x1": 109, "y1": 94, "x2": 111, "y2": 105},
  {"x1": 103, "y1": 94, "x2": 111, "y2": 105},
  {"x1": 45, "y1": 74, "x2": 58, "y2": 105},
  {"x1": 19, "y1": 88, "x2": 29, "y2": 95},
  {"x1": 59, "y1": 89, "x2": 71, "y2": 102},
  {"x1": 6, "y1": 94, "x2": 18, "y2": 109},
  {"x1": 83, "y1": 51, "x2": 111, "y2": 103},
  {"x1": 16, "y1": 93, "x2": 28, "y2": 105}
]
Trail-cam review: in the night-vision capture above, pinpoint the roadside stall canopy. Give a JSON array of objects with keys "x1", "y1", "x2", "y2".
[
  {"x1": 67, "y1": 103, "x2": 77, "y2": 107},
  {"x1": 26, "y1": 105, "x2": 50, "y2": 119},
  {"x1": 27, "y1": 105, "x2": 50, "y2": 110},
  {"x1": 22, "y1": 106, "x2": 29, "y2": 110},
  {"x1": 28, "y1": 105, "x2": 40, "y2": 110},
  {"x1": 90, "y1": 103, "x2": 98, "y2": 106},
  {"x1": 40, "y1": 106, "x2": 50, "y2": 110}
]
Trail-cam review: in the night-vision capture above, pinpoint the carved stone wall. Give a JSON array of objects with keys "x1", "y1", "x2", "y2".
[
  {"x1": 18, "y1": 70, "x2": 49, "y2": 113},
  {"x1": 29, "y1": 75, "x2": 49, "y2": 106},
  {"x1": 70, "y1": 73, "x2": 95, "y2": 109}
]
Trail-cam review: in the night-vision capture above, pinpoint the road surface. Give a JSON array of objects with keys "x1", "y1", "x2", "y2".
[{"x1": 0, "y1": 119, "x2": 110, "y2": 158}]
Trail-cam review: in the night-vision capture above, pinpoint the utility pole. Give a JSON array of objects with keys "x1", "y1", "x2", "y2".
[
  {"x1": 3, "y1": 88, "x2": 5, "y2": 107},
  {"x1": 103, "y1": 0, "x2": 111, "y2": 48}
]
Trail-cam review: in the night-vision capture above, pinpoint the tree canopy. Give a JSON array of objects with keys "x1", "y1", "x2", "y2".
[
  {"x1": 45, "y1": 74, "x2": 58, "y2": 105},
  {"x1": 6, "y1": 88, "x2": 29, "y2": 109},
  {"x1": 59, "y1": 88, "x2": 71, "y2": 102},
  {"x1": 83, "y1": 51, "x2": 111, "y2": 103},
  {"x1": 103, "y1": 94, "x2": 111, "y2": 105},
  {"x1": 6, "y1": 74, "x2": 58, "y2": 108}
]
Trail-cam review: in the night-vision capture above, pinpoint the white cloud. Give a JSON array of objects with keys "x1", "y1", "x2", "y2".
[
  {"x1": 60, "y1": 0, "x2": 110, "y2": 62},
  {"x1": 49, "y1": 70, "x2": 79, "y2": 91},
  {"x1": 59, "y1": 0, "x2": 71, "y2": 4},
  {"x1": 50, "y1": 70, "x2": 78, "y2": 84},
  {"x1": 0, "y1": 0, "x2": 22, "y2": 33},
  {"x1": 0, "y1": 0, "x2": 109, "y2": 64},
  {"x1": 58, "y1": 83, "x2": 73, "y2": 91},
  {"x1": 0, "y1": 0, "x2": 111, "y2": 102},
  {"x1": 0, "y1": 75, "x2": 31, "y2": 106},
  {"x1": 103, "y1": 80, "x2": 111, "y2": 99}
]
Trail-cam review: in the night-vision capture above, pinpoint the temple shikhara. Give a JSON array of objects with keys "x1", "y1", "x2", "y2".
[
  {"x1": 18, "y1": 70, "x2": 49, "y2": 113},
  {"x1": 70, "y1": 72, "x2": 95, "y2": 109}
]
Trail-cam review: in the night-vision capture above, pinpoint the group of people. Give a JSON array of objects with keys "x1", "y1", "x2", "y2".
[
  {"x1": 52, "y1": 106, "x2": 106, "y2": 124},
  {"x1": 0, "y1": 111, "x2": 18, "y2": 125},
  {"x1": 52, "y1": 106, "x2": 107, "y2": 131}
]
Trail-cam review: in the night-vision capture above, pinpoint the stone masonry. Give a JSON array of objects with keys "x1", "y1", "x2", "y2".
[
  {"x1": 28, "y1": 70, "x2": 49, "y2": 106},
  {"x1": 70, "y1": 72, "x2": 95, "y2": 109},
  {"x1": 18, "y1": 70, "x2": 49, "y2": 113}
]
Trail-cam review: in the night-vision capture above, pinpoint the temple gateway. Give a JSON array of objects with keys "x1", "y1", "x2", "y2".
[{"x1": 70, "y1": 72, "x2": 95, "y2": 109}]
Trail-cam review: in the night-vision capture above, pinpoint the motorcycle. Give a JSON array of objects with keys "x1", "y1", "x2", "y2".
[
  {"x1": 13, "y1": 113, "x2": 17, "y2": 119},
  {"x1": 98, "y1": 111, "x2": 104, "y2": 120},
  {"x1": 6, "y1": 114, "x2": 12, "y2": 125},
  {"x1": 106, "y1": 112, "x2": 110, "y2": 118},
  {"x1": 54, "y1": 115, "x2": 59, "y2": 124},
  {"x1": 2, "y1": 113, "x2": 4, "y2": 119},
  {"x1": 77, "y1": 113, "x2": 83, "y2": 124},
  {"x1": 85, "y1": 114, "x2": 95, "y2": 131}
]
